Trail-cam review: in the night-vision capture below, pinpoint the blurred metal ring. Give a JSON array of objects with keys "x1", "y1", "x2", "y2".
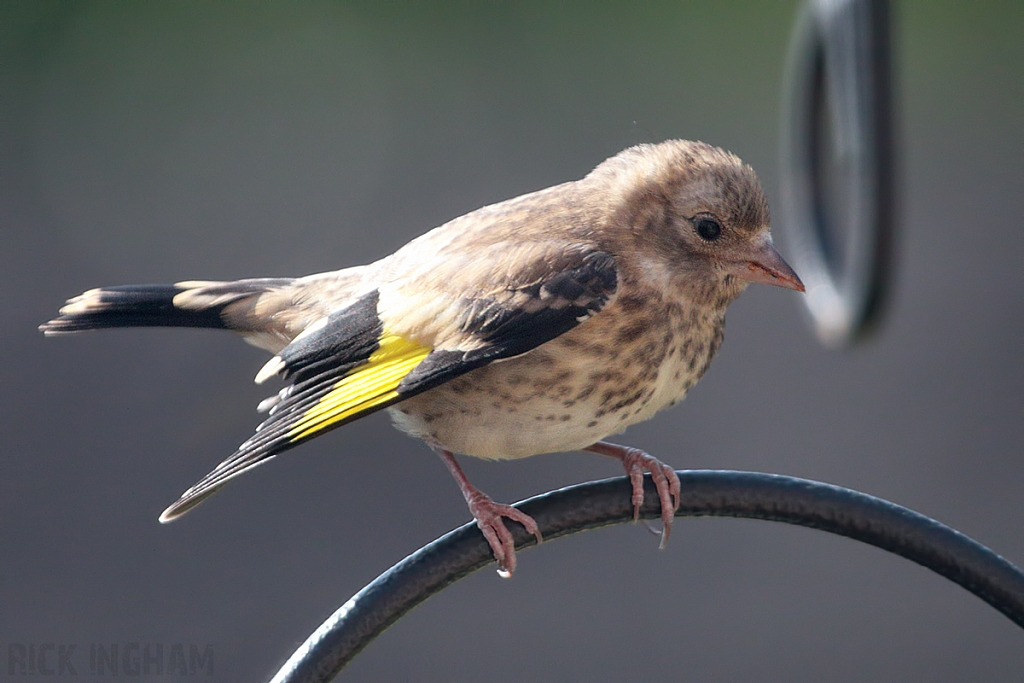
[{"x1": 779, "y1": 0, "x2": 896, "y2": 346}]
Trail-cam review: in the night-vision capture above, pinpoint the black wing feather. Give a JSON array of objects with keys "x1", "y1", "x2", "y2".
[
  {"x1": 160, "y1": 250, "x2": 617, "y2": 520},
  {"x1": 159, "y1": 290, "x2": 385, "y2": 520},
  {"x1": 398, "y1": 250, "x2": 617, "y2": 395}
]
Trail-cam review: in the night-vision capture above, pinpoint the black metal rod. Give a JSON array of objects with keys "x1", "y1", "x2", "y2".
[
  {"x1": 779, "y1": 0, "x2": 897, "y2": 345},
  {"x1": 269, "y1": 471, "x2": 1024, "y2": 683}
]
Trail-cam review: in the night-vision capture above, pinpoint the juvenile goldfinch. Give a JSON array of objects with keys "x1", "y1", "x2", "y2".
[{"x1": 42, "y1": 140, "x2": 803, "y2": 576}]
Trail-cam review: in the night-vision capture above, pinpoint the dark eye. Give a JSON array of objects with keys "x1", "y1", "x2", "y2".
[{"x1": 694, "y1": 216, "x2": 722, "y2": 241}]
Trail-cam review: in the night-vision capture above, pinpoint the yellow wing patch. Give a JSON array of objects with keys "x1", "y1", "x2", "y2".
[{"x1": 287, "y1": 333, "x2": 431, "y2": 442}]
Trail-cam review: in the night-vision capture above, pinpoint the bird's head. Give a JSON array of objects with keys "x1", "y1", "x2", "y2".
[{"x1": 598, "y1": 140, "x2": 804, "y2": 304}]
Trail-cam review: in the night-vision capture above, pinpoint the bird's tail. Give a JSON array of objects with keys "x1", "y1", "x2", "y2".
[{"x1": 40, "y1": 279, "x2": 296, "y2": 335}]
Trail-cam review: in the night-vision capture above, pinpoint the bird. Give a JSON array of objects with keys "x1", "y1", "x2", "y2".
[{"x1": 41, "y1": 139, "x2": 804, "y2": 576}]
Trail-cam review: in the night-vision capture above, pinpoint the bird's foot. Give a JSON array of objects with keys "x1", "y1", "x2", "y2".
[
  {"x1": 435, "y1": 448, "x2": 542, "y2": 577},
  {"x1": 464, "y1": 490, "x2": 542, "y2": 578},
  {"x1": 585, "y1": 441, "x2": 681, "y2": 548}
]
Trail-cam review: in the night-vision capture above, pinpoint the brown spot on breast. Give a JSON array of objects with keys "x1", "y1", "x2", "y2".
[
  {"x1": 607, "y1": 389, "x2": 645, "y2": 414},
  {"x1": 535, "y1": 369, "x2": 574, "y2": 392},
  {"x1": 551, "y1": 385, "x2": 573, "y2": 399},
  {"x1": 618, "y1": 294, "x2": 648, "y2": 313},
  {"x1": 710, "y1": 324, "x2": 726, "y2": 355},
  {"x1": 615, "y1": 319, "x2": 648, "y2": 344},
  {"x1": 638, "y1": 341, "x2": 660, "y2": 360},
  {"x1": 587, "y1": 370, "x2": 622, "y2": 385}
]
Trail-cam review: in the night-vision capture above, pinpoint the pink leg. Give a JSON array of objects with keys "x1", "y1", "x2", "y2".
[
  {"x1": 436, "y1": 449, "x2": 542, "y2": 577},
  {"x1": 585, "y1": 441, "x2": 681, "y2": 549}
]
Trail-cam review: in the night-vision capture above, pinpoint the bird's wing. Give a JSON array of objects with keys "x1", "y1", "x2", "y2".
[{"x1": 159, "y1": 242, "x2": 617, "y2": 520}]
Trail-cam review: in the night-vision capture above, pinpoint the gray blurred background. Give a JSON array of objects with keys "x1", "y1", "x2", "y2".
[{"x1": 3, "y1": 1, "x2": 1022, "y2": 680}]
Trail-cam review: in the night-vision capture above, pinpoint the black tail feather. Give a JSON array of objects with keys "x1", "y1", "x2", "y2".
[
  {"x1": 40, "y1": 285, "x2": 227, "y2": 333},
  {"x1": 40, "y1": 279, "x2": 294, "y2": 334}
]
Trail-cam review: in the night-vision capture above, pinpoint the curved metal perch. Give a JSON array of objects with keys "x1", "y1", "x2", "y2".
[{"x1": 269, "y1": 471, "x2": 1024, "y2": 682}]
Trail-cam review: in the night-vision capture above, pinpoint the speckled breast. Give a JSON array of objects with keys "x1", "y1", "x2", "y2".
[{"x1": 388, "y1": 294, "x2": 726, "y2": 461}]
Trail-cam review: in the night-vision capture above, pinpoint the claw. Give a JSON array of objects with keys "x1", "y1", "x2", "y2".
[
  {"x1": 436, "y1": 448, "x2": 542, "y2": 577},
  {"x1": 585, "y1": 441, "x2": 681, "y2": 548},
  {"x1": 467, "y1": 494, "x2": 542, "y2": 577}
]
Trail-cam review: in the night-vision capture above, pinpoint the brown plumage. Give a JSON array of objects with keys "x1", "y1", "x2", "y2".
[{"x1": 41, "y1": 140, "x2": 803, "y2": 576}]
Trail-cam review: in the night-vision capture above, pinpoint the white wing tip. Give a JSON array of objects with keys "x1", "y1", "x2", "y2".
[
  {"x1": 256, "y1": 395, "x2": 279, "y2": 413},
  {"x1": 255, "y1": 356, "x2": 285, "y2": 384},
  {"x1": 57, "y1": 289, "x2": 104, "y2": 315}
]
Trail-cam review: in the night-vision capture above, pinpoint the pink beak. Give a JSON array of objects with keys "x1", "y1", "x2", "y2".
[{"x1": 726, "y1": 237, "x2": 805, "y2": 292}]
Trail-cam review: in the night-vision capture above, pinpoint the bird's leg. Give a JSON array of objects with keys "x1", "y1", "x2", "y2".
[
  {"x1": 435, "y1": 448, "x2": 543, "y2": 577},
  {"x1": 584, "y1": 441, "x2": 681, "y2": 549}
]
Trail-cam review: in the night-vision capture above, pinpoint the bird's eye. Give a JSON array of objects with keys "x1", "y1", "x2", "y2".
[{"x1": 694, "y1": 216, "x2": 722, "y2": 241}]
